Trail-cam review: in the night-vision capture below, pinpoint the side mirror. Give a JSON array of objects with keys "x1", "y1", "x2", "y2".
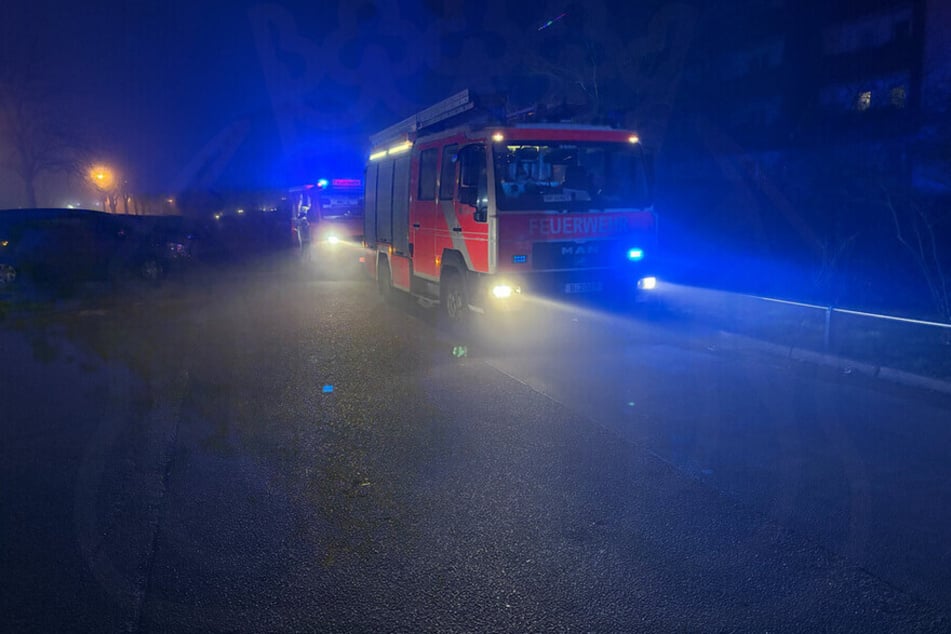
[
  {"x1": 459, "y1": 186, "x2": 478, "y2": 207},
  {"x1": 473, "y1": 208, "x2": 487, "y2": 223}
]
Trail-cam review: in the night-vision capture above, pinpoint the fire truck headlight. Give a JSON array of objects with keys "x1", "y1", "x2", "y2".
[
  {"x1": 491, "y1": 283, "x2": 517, "y2": 299},
  {"x1": 326, "y1": 235, "x2": 340, "y2": 245},
  {"x1": 637, "y1": 276, "x2": 657, "y2": 291},
  {"x1": 627, "y1": 247, "x2": 645, "y2": 261}
]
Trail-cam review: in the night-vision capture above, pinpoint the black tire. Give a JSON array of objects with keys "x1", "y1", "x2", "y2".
[
  {"x1": 440, "y1": 268, "x2": 469, "y2": 324},
  {"x1": 377, "y1": 257, "x2": 394, "y2": 302}
]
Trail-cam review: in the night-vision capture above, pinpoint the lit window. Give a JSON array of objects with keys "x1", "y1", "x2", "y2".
[
  {"x1": 855, "y1": 91, "x2": 872, "y2": 111},
  {"x1": 890, "y1": 86, "x2": 906, "y2": 108}
]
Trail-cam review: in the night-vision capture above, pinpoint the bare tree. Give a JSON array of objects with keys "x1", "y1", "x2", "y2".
[
  {"x1": 105, "y1": 189, "x2": 121, "y2": 214},
  {"x1": 523, "y1": 5, "x2": 623, "y2": 121},
  {"x1": 882, "y1": 49, "x2": 951, "y2": 322},
  {"x1": 526, "y1": 37, "x2": 607, "y2": 117},
  {"x1": 523, "y1": 3, "x2": 697, "y2": 133},
  {"x1": 884, "y1": 187, "x2": 951, "y2": 322},
  {"x1": 0, "y1": 41, "x2": 86, "y2": 207}
]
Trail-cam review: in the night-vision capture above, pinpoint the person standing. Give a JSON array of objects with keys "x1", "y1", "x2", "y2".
[{"x1": 297, "y1": 211, "x2": 311, "y2": 259}]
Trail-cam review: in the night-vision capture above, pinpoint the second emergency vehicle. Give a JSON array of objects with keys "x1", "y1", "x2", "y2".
[{"x1": 289, "y1": 178, "x2": 364, "y2": 247}]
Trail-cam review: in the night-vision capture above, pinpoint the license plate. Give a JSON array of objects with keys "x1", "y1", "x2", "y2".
[{"x1": 564, "y1": 281, "x2": 603, "y2": 294}]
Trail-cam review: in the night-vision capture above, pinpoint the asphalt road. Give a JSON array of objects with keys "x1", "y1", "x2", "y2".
[{"x1": 2, "y1": 251, "x2": 950, "y2": 632}]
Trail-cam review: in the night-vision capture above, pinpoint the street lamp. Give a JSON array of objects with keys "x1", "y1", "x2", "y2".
[
  {"x1": 88, "y1": 164, "x2": 118, "y2": 213},
  {"x1": 88, "y1": 164, "x2": 116, "y2": 191}
]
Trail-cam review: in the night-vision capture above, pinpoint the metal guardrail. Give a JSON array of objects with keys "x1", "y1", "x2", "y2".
[
  {"x1": 661, "y1": 284, "x2": 951, "y2": 380},
  {"x1": 756, "y1": 296, "x2": 951, "y2": 353},
  {"x1": 755, "y1": 296, "x2": 951, "y2": 353}
]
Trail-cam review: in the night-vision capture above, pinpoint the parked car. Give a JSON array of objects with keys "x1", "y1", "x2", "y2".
[
  {"x1": 125, "y1": 214, "x2": 203, "y2": 279},
  {"x1": 0, "y1": 208, "x2": 199, "y2": 293}
]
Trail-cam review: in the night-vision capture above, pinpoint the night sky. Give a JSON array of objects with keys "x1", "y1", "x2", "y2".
[{"x1": 2, "y1": 1, "x2": 654, "y2": 200}]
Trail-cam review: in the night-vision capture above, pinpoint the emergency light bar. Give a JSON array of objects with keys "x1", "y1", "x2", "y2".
[
  {"x1": 370, "y1": 140, "x2": 414, "y2": 160},
  {"x1": 388, "y1": 140, "x2": 412, "y2": 155}
]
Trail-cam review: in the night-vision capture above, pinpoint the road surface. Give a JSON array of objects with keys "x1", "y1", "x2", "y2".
[{"x1": 1, "y1": 252, "x2": 949, "y2": 632}]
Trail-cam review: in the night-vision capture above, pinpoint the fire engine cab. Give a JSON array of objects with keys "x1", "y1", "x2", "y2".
[
  {"x1": 363, "y1": 90, "x2": 657, "y2": 321},
  {"x1": 289, "y1": 178, "x2": 364, "y2": 246}
]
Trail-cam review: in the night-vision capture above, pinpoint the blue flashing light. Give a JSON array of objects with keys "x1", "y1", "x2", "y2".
[
  {"x1": 513, "y1": 254, "x2": 527, "y2": 263},
  {"x1": 627, "y1": 248, "x2": 645, "y2": 261},
  {"x1": 317, "y1": 179, "x2": 329, "y2": 189},
  {"x1": 322, "y1": 384, "x2": 334, "y2": 393}
]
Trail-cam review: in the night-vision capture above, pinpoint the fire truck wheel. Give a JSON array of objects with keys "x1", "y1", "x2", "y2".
[
  {"x1": 377, "y1": 257, "x2": 394, "y2": 302},
  {"x1": 441, "y1": 268, "x2": 468, "y2": 323}
]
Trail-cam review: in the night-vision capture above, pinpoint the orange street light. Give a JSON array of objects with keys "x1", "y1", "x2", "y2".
[{"x1": 88, "y1": 164, "x2": 116, "y2": 191}]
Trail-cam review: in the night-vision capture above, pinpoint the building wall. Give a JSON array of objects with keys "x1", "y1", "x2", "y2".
[{"x1": 657, "y1": 0, "x2": 948, "y2": 309}]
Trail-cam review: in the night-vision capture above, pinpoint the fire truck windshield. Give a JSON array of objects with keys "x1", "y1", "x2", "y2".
[
  {"x1": 319, "y1": 203, "x2": 362, "y2": 220},
  {"x1": 317, "y1": 189, "x2": 363, "y2": 219},
  {"x1": 493, "y1": 142, "x2": 651, "y2": 211}
]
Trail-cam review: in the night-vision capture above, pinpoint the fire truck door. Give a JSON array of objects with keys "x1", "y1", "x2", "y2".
[{"x1": 453, "y1": 143, "x2": 490, "y2": 273}]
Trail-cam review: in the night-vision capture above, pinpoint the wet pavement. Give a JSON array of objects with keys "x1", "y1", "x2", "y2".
[{"x1": 1, "y1": 252, "x2": 949, "y2": 632}]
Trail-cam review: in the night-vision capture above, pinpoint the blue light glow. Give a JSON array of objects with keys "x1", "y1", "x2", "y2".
[
  {"x1": 317, "y1": 179, "x2": 329, "y2": 188},
  {"x1": 627, "y1": 248, "x2": 645, "y2": 261},
  {"x1": 322, "y1": 385, "x2": 334, "y2": 393},
  {"x1": 638, "y1": 276, "x2": 657, "y2": 290},
  {"x1": 513, "y1": 254, "x2": 527, "y2": 263}
]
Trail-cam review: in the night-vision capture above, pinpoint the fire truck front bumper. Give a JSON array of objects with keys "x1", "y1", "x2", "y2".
[
  {"x1": 513, "y1": 268, "x2": 656, "y2": 297},
  {"x1": 472, "y1": 268, "x2": 658, "y2": 314}
]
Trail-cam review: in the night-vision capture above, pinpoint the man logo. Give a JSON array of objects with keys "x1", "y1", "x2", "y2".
[{"x1": 561, "y1": 244, "x2": 599, "y2": 256}]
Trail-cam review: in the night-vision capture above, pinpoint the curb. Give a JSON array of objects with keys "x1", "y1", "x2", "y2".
[
  {"x1": 877, "y1": 366, "x2": 951, "y2": 396},
  {"x1": 716, "y1": 330, "x2": 951, "y2": 397}
]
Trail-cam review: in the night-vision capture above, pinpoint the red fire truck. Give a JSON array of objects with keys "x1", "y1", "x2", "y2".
[
  {"x1": 289, "y1": 177, "x2": 364, "y2": 247},
  {"x1": 363, "y1": 90, "x2": 657, "y2": 320}
]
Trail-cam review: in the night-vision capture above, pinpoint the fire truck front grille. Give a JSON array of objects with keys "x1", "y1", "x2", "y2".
[{"x1": 531, "y1": 240, "x2": 620, "y2": 270}]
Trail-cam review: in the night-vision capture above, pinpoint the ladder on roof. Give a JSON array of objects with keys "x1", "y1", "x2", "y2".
[{"x1": 369, "y1": 90, "x2": 476, "y2": 148}]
